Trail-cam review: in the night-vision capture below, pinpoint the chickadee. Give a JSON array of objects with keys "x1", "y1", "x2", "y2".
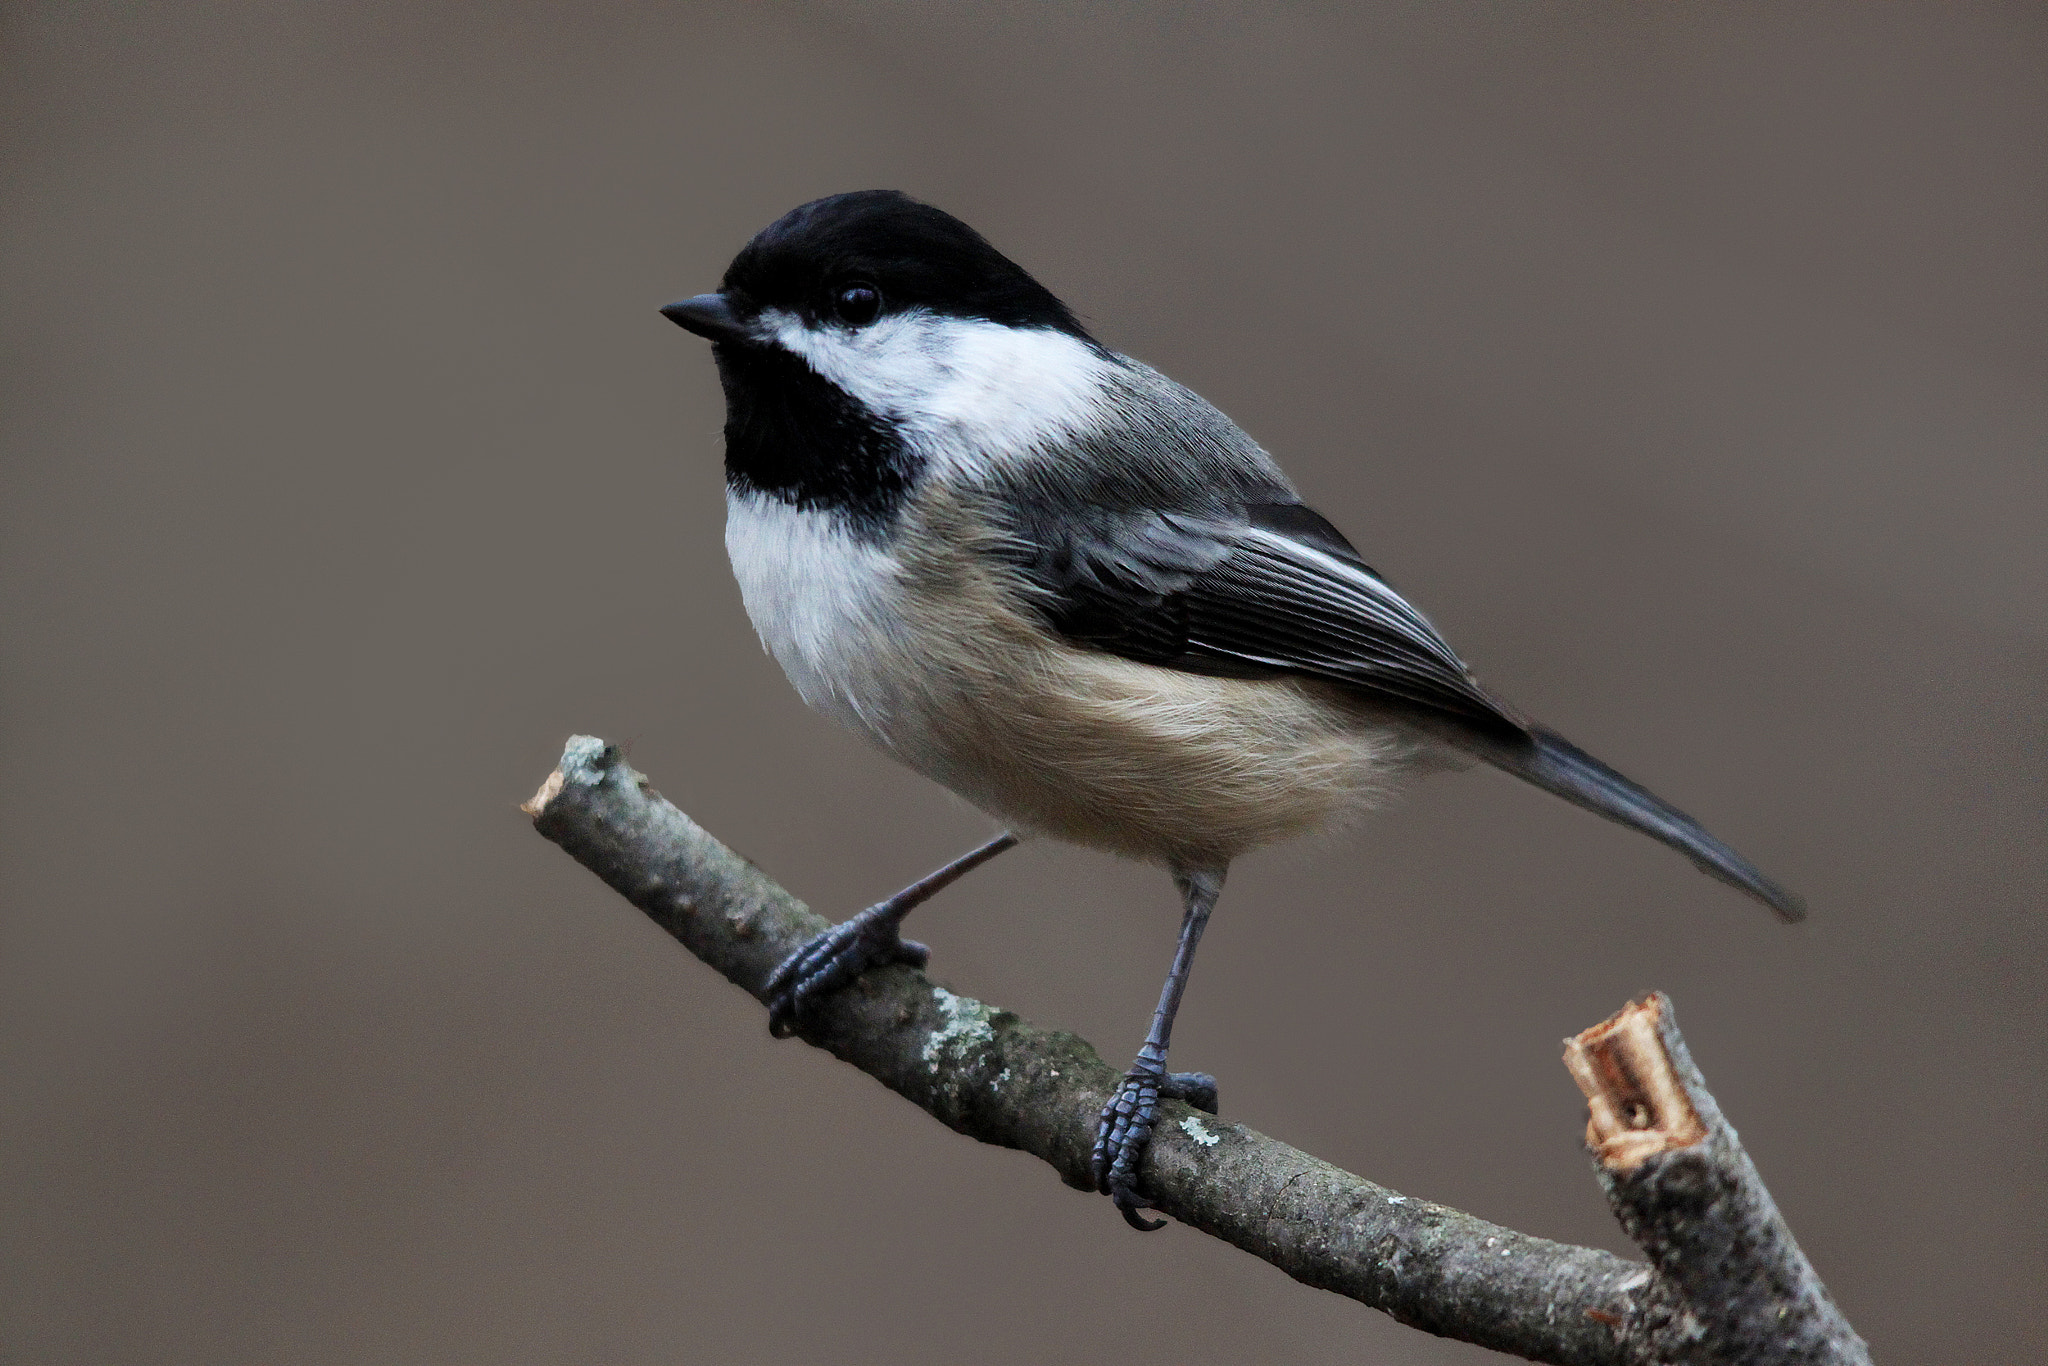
[{"x1": 661, "y1": 189, "x2": 1803, "y2": 1230}]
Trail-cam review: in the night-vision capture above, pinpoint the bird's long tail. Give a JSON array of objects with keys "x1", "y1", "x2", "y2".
[{"x1": 1482, "y1": 726, "x2": 1806, "y2": 922}]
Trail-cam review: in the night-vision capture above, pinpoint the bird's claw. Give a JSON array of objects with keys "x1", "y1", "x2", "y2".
[
  {"x1": 763, "y1": 907, "x2": 928, "y2": 1038},
  {"x1": 1091, "y1": 1066, "x2": 1220, "y2": 1230}
]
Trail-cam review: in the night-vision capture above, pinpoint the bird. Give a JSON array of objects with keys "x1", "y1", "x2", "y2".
[{"x1": 658, "y1": 189, "x2": 1803, "y2": 1230}]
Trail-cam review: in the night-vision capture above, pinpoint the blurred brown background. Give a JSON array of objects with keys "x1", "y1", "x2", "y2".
[{"x1": 3, "y1": 4, "x2": 2043, "y2": 1363}]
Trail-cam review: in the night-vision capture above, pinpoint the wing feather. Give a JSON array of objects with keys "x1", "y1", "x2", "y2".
[{"x1": 1012, "y1": 498, "x2": 1517, "y2": 734}]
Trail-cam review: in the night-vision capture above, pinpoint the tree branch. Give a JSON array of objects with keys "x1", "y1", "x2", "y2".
[{"x1": 525, "y1": 735, "x2": 1866, "y2": 1364}]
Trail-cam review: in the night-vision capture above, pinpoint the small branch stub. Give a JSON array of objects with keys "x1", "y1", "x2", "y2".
[{"x1": 1566, "y1": 996, "x2": 1871, "y2": 1365}]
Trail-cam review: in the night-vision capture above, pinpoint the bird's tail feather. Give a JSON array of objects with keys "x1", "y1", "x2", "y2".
[{"x1": 1483, "y1": 726, "x2": 1806, "y2": 922}]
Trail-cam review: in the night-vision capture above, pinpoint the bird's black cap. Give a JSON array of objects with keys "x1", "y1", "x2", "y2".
[{"x1": 716, "y1": 190, "x2": 1093, "y2": 339}]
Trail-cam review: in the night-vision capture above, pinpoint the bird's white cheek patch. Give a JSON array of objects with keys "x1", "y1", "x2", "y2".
[
  {"x1": 761, "y1": 308, "x2": 946, "y2": 423},
  {"x1": 765, "y1": 309, "x2": 1110, "y2": 475},
  {"x1": 895, "y1": 320, "x2": 1108, "y2": 470}
]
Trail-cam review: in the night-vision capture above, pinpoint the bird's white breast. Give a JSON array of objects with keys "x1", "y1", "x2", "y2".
[{"x1": 723, "y1": 490, "x2": 915, "y2": 743}]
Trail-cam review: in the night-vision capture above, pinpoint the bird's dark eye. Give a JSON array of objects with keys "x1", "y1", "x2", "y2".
[{"x1": 832, "y1": 283, "x2": 882, "y2": 326}]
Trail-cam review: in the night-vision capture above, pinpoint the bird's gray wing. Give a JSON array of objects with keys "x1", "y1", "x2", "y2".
[
  {"x1": 1001, "y1": 498, "x2": 1805, "y2": 921},
  {"x1": 1010, "y1": 498, "x2": 1522, "y2": 737}
]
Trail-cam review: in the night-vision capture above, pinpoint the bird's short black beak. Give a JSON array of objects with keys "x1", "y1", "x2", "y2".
[{"x1": 660, "y1": 293, "x2": 748, "y2": 343}]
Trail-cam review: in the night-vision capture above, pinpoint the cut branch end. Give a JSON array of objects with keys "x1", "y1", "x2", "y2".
[
  {"x1": 520, "y1": 765, "x2": 566, "y2": 816},
  {"x1": 1563, "y1": 994, "x2": 1705, "y2": 1171}
]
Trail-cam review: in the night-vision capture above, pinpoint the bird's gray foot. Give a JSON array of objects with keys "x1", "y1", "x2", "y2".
[
  {"x1": 764, "y1": 906, "x2": 929, "y2": 1038},
  {"x1": 1091, "y1": 1053, "x2": 1220, "y2": 1231}
]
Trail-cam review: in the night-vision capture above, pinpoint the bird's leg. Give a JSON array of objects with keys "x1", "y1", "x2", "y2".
[
  {"x1": 764, "y1": 832, "x2": 1018, "y2": 1038},
  {"x1": 1092, "y1": 865, "x2": 1225, "y2": 1231}
]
